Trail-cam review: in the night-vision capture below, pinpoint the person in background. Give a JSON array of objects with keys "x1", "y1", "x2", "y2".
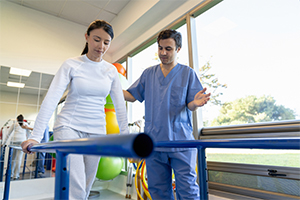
[
  {"x1": 36, "y1": 125, "x2": 49, "y2": 177},
  {"x1": 21, "y1": 20, "x2": 128, "y2": 199},
  {"x1": 123, "y1": 29, "x2": 211, "y2": 200},
  {"x1": 3, "y1": 114, "x2": 32, "y2": 180}
]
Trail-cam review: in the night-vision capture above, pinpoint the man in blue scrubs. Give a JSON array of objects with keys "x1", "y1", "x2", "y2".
[{"x1": 123, "y1": 29, "x2": 210, "y2": 200}]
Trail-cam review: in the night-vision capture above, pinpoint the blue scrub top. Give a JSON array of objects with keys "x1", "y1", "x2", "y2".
[{"x1": 127, "y1": 64, "x2": 203, "y2": 152}]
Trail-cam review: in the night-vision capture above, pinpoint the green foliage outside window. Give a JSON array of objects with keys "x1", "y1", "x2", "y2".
[{"x1": 211, "y1": 95, "x2": 296, "y2": 126}]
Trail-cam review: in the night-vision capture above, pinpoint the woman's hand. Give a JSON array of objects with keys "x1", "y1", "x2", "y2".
[{"x1": 21, "y1": 139, "x2": 39, "y2": 154}]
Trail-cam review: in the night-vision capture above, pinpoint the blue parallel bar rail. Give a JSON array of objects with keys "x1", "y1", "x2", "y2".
[
  {"x1": 0, "y1": 145, "x2": 6, "y2": 182},
  {"x1": 3, "y1": 135, "x2": 299, "y2": 199},
  {"x1": 155, "y1": 137, "x2": 300, "y2": 149},
  {"x1": 156, "y1": 137, "x2": 300, "y2": 200},
  {"x1": 3, "y1": 133, "x2": 154, "y2": 200},
  {"x1": 3, "y1": 147, "x2": 13, "y2": 200}
]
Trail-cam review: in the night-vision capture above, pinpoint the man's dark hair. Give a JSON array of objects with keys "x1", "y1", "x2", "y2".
[{"x1": 157, "y1": 29, "x2": 182, "y2": 50}]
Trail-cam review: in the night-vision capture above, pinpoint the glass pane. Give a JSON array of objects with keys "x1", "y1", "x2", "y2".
[
  {"x1": 209, "y1": 170, "x2": 300, "y2": 196},
  {"x1": 131, "y1": 42, "x2": 160, "y2": 123},
  {"x1": 16, "y1": 105, "x2": 38, "y2": 126},
  {"x1": 195, "y1": 0, "x2": 300, "y2": 127},
  {"x1": 176, "y1": 24, "x2": 189, "y2": 66},
  {"x1": 41, "y1": 73, "x2": 54, "y2": 89},
  {"x1": 23, "y1": 71, "x2": 40, "y2": 88},
  {"x1": 120, "y1": 61, "x2": 127, "y2": 75},
  {"x1": 0, "y1": 102, "x2": 17, "y2": 127},
  {"x1": 0, "y1": 84, "x2": 18, "y2": 127},
  {"x1": 19, "y1": 88, "x2": 39, "y2": 105},
  {"x1": 206, "y1": 148, "x2": 300, "y2": 167},
  {"x1": 39, "y1": 88, "x2": 48, "y2": 105},
  {"x1": 0, "y1": 84, "x2": 18, "y2": 103},
  {"x1": 195, "y1": 0, "x2": 300, "y2": 168}
]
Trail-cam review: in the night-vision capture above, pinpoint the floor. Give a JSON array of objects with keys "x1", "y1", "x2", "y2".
[{"x1": 1, "y1": 157, "x2": 262, "y2": 200}]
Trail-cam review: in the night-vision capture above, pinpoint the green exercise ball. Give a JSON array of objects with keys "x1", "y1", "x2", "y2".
[
  {"x1": 49, "y1": 135, "x2": 56, "y2": 158},
  {"x1": 96, "y1": 157, "x2": 123, "y2": 180}
]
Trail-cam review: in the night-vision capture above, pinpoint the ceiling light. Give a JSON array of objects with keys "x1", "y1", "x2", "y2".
[
  {"x1": 9, "y1": 67, "x2": 32, "y2": 77},
  {"x1": 7, "y1": 81, "x2": 25, "y2": 88}
]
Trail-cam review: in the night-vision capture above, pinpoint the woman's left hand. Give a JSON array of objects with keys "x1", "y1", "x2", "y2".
[{"x1": 21, "y1": 139, "x2": 39, "y2": 154}]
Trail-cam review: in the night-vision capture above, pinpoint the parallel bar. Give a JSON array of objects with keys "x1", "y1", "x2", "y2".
[
  {"x1": 4, "y1": 135, "x2": 299, "y2": 200},
  {"x1": 3, "y1": 147, "x2": 13, "y2": 200},
  {"x1": 0, "y1": 145, "x2": 6, "y2": 182},
  {"x1": 201, "y1": 120, "x2": 300, "y2": 135},
  {"x1": 3, "y1": 133, "x2": 154, "y2": 200},
  {"x1": 29, "y1": 133, "x2": 154, "y2": 158},
  {"x1": 55, "y1": 152, "x2": 69, "y2": 200},
  {"x1": 22, "y1": 153, "x2": 27, "y2": 179},
  {"x1": 156, "y1": 137, "x2": 300, "y2": 200},
  {"x1": 198, "y1": 146, "x2": 208, "y2": 200},
  {"x1": 34, "y1": 153, "x2": 39, "y2": 178},
  {"x1": 155, "y1": 137, "x2": 300, "y2": 149}
]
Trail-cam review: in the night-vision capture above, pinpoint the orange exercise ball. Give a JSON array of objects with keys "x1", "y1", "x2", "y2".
[
  {"x1": 112, "y1": 63, "x2": 126, "y2": 77},
  {"x1": 105, "y1": 111, "x2": 120, "y2": 134}
]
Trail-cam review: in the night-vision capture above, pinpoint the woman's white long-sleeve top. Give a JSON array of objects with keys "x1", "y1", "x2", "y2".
[{"x1": 29, "y1": 55, "x2": 128, "y2": 142}]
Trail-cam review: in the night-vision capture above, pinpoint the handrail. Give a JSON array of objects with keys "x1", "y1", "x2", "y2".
[
  {"x1": 155, "y1": 137, "x2": 300, "y2": 149},
  {"x1": 28, "y1": 133, "x2": 154, "y2": 158},
  {"x1": 3, "y1": 133, "x2": 154, "y2": 200},
  {"x1": 3, "y1": 121, "x2": 300, "y2": 200},
  {"x1": 200, "y1": 120, "x2": 300, "y2": 136},
  {"x1": 156, "y1": 137, "x2": 300, "y2": 200}
]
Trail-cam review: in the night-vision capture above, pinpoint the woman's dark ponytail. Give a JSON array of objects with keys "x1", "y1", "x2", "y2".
[{"x1": 81, "y1": 43, "x2": 88, "y2": 55}]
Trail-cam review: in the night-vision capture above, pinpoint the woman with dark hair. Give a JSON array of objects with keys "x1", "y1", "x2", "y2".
[
  {"x1": 3, "y1": 114, "x2": 32, "y2": 180},
  {"x1": 21, "y1": 20, "x2": 128, "y2": 199}
]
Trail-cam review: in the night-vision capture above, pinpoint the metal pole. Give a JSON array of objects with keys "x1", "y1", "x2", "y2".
[
  {"x1": 34, "y1": 153, "x2": 39, "y2": 178},
  {"x1": 0, "y1": 145, "x2": 6, "y2": 182},
  {"x1": 54, "y1": 151, "x2": 69, "y2": 200},
  {"x1": 3, "y1": 147, "x2": 13, "y2": 200},
  {"x1": 22, "y1": 153, "x2": 27, "y2": 179},
  {"x1": 197, "y1": 146, "x2": 208, "y2": 200}
]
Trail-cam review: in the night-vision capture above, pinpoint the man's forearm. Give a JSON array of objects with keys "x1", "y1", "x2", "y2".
[{"x1": 123, "y1": 90, "x2": 136, "y2": 102}]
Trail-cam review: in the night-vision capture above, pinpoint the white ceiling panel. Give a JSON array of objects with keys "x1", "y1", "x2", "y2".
[
  {"x1": 105, "y1": 0, "x2": 130, "y2": 14},
  {"x1": 6, "y1": 0, "x2": 21, "y2": 3},
  {"x1": 95, "y1": 10, "x2": 117, "y2": 23},
  {"x1": 82, "y1": 0, "x2": 110, "y2": 9},
  {"x1": 18, "y1": 0, "x2": 66, "y2": 16},
  {"x1": 60, "y1": 1, "x2": 102, "y2": 26}
]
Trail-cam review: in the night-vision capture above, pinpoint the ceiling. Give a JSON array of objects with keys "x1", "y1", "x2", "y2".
[
  {"x1": 7, "y1": 0, "x2": 131, "y2": 27},
  {"x1": 1, "y1": 0, "x2": 193, "y2": 96},
  {"x1": 6, "y1": 0, "x2": 190, "y2": 57},
  {"x1": 0, "y1": 66, "x2": 54, "y2": 97}
]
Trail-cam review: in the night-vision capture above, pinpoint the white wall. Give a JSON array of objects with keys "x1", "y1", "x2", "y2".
[
  {"x1": 0, "y1": 1, "x2": 86, "y2": 75},
  {"x1": 0, "y1": 0, "x2": 206, "y2": 74}
]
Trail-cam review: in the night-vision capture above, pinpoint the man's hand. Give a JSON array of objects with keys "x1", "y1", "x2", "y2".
[
  {"x1": 21, "y1": 139, "x2": 39, "y2": 154},
  {"x1": 188, "y1": 88, "x2": 211, "y2": 111}
]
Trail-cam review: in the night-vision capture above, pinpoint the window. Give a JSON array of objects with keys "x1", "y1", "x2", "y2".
[
  {"x1": 193, "y1": 1, "x2": 300, "y2": 196},
  {"x1": 195, "y1": 0, "x2": 300, "y2": 127}
]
